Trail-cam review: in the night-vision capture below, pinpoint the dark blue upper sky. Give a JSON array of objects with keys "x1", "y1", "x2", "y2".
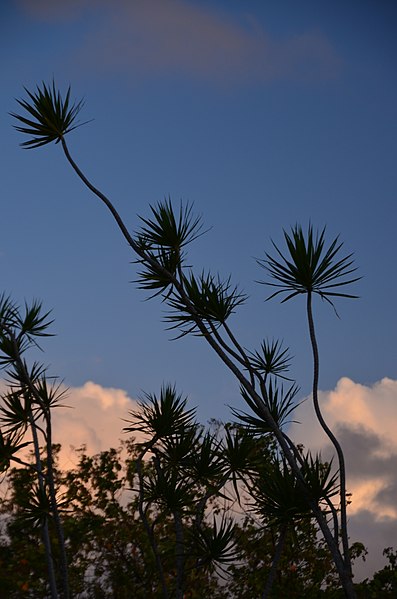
[{"x1": 1, "y1": 0, "x2": 396, "y2": 422}]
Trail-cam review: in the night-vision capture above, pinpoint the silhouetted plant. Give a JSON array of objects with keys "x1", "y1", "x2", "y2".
[
  {"x1": 123, "y1": 385, "x2": 242, "y2": 598},
  {"x1": 0, "y1": 295, "x2": 69, "y2": 598},
  {"x1": 12, "y1": 82, "x2": 360, "y2": 598}
]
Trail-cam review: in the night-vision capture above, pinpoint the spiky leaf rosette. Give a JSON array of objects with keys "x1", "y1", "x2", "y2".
[
  {"x1": 166, "y1": 271, "x2": 247, "y2": 337},
  {"x1": 252, "y1": 453, "x2": 338, "y2": 527},
  {"x1": 191, "y1": 516, "x2": 239, "y2": 569},
  {"x1": 137, "y1": 199, "x2": 204, "y2": 251},
  {"x1": 11, "y1": 80, "x2": 87, "y2": 148},
  {"x1": 135, "y1": 199, "x2": 206, "y2": 298},
  {"x1": 233, "y1": 381, "x2": 301, "y2": 435},
  {"x1": 123, "y1": 384, "x2": 196, "y2": 442},
  {"x1": 249, "y1": 338, "x2": 292, "y2": 381},
  {"x1": 259, "y1": 224, "x2": 360, "y2": 309},
  {"x1": 0, "y1": 429, "x2": 30, "y2": 472}
]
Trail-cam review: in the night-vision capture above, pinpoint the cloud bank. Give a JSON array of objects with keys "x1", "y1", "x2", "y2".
[
  {"x1": 289, "y1": 376, "x2": 397, "y2": 580},
  {"x1": 16, "y1": 0, "x2": 342, "y2": 83}
]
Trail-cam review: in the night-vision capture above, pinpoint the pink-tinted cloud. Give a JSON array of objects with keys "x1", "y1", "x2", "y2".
[
  {"x1": 16, "y1": 0, "x2": 93, "y2": 22},
  {"x1": 289, "y1": 377, "x2": 397, "y2": 579},
  {"x1": 50, "y1": 380, "x2": 141, "y2": 468},
  {"x1": 0, "y1": 380, "x2": 139, "y2": 472},
  {"x1": 290, "y1": 377, "x2": 397, "y2": 465},
  {"x1": 16, "y1": 0, "x2": 342, "y2": 83}
]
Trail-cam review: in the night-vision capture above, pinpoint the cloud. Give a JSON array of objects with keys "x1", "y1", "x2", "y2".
[
  {"x1": 289, "y1": 376, "x2": 397, "y2": 578},
  {"x1": 16, "y1": 0, "x2": 342, "y2": 84},
  {"x1": 0, "y1": 380, "x2": 139, "y2": 471},
  {"x1": 16, "y1": 0, "x2": 93, "y2": 21},
  {"x1": 51, "y1": 380, "x2": 140, "y2": 468}
]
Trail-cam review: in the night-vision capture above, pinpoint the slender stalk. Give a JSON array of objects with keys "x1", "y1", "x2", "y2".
[
  {"x1": 61, "y1": 138, "x2": 140, "y2": 253},
  {"x1": 262, "y1": 524, "x2": 288, "y2": 599},
  {"x1": 223, "y1": 320, "x2": 257, "y2": 389},
  {"x1": 28, "y1": 410, "x2": 59, "y2": 599},
  {"x1": 306, "y1": 292, "x2": 352, "y2": 579},
  {"x1": 173, "y1": 509, "x2": 185, "y2": 599},
  {"x1": 208, "y1": 321, "x2": 253, "y2": 375},
  {"x1": 135, "y1": 455, "x2": 169, "y2": 599},
  {"x1": 44, "y1": 413, "x2": 70, "y2": 599}
]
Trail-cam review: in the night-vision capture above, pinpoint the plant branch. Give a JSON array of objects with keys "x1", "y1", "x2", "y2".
[{"x1": 307, "y1": 291, "x2": 352, "y2": 578}]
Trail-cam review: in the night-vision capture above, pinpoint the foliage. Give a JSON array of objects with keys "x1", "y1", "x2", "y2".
[
  {"x1": 355, "y1": 548, "x2": 397, "y2": 598},
  {"x1": 228, "y1": 517, "x2": 340, "y2": 598}
]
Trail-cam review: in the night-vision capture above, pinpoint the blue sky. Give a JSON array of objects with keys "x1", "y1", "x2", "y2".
[{"x1": 1, "y1": 0, "x2": 397, "y2": 578}]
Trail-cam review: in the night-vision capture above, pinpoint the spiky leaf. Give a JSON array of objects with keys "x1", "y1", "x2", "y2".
[{"x1": 12, "y1": 80, "x2": 87, "y2": 148}]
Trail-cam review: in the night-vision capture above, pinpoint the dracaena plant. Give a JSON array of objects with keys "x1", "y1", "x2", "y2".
[
  {"x1": 12, "y1": 81, "x2": 359, "y2": 598},
  {"x1": 0, "y1": 295, "x2": 69, "y2": 599},
  {"x1": 258, "y1": 224, "x2": 360, "y2": 583},
  {"x1": 123, "y1": 386, "x2": 241, "y2": 599},
  {"x1": 125, "y1": 387, "x2": 307, "y2": 598}
]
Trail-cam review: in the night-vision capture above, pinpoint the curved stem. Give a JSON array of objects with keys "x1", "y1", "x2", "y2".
[
  {"x1": 223, "y1": 321, "x2": 256, "y2": 389},
  {"x1": 306, "y1": 292, "x2": 352, "y2": 577},
  {"x1": 62, "y1": 137, "x2": 212, "y2": 342},
  {"x1": 61, "y1": 138, "x2": 140, "y2": 253},
  {"x1": 44, "y1": 413, "x2": 69, "y2": 599},
  {"x1": 208, "y1": 321, "x2": 254, "y2": 375}
]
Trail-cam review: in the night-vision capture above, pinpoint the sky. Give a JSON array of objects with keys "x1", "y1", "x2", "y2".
[{"x1": 1, "y1": 0, "x2": 397, "y2": 582}]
